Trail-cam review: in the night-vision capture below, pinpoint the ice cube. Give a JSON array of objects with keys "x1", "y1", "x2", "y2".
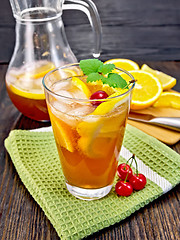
[
  {"x1": 52, "y1": 101, "x2": 71, "y2": 113},
  {"x1": 52, "y1": 89, "x2": 75, "y2": 106},
  {"x1": 51, "y1": 103, "x2": 79, "y2": 127},
  {"x1": 71, "y1": 89, "x2": 88, "y2": 100},
  {"x1": 56, "y1": 90, "x2": 73, "y2": 98},
  {"x1": 52, "y1": 80, "x2": 70, "y2": 91},
  {"x1": 68, "y1": 104, "x2": 94, "y2": 116}
]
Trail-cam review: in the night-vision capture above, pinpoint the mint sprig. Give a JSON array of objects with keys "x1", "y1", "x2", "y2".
[{"x1": 79, "y1": 59, "x2": 129, "y2": 89}]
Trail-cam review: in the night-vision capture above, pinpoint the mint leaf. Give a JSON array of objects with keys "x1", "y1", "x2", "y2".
[
  {"x1": 98, "y1": 64, "x2": 115, "y2": 75},
  {"x1": 80, "y1": 59, "x2": 103, "y2": 75},
  {"x1": 87, "y1": 73, "x2": 102, "y2": 82},
  {"x1": 106, "y1": 73, "x2": 129, "y2": 89},
  {"x1": 79, "y1": 59, "x2": 129, "y2": 89}
]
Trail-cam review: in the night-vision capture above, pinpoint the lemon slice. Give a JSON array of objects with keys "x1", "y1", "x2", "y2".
[
  {"x1": 28, "y1": 62, "x2": 55, "y2": 79},
  {"x1": 91, "y1": 89, "x2": 128, "y2": 115},
  {"x1": 49, "y1": 110, "x2": 74, "y2": 152},
  {"x1": 128, "y1": 70, "x2": 163, "y2": 110},
  {"x1": 153, "y1": 91, "x2": 180, "y2": 109},
  {"x1": 54, "y1": 122, "x2": 74, "y2": 152},
  {"x1": 9, "y1": 84, "x2": 45, "y2": 100},
  {"x1": 71, "y1": 77, "x2": 91, "y2": 98},
  {"x1": 141, "y1": 64, "x2": 176, "y2": 90},
  {"x1": 77, "y1": 90, "x2": 129, "y2": 158},
  {"x1": 78, "y1": 135, "x2": 115, "y2": 159},
  {"x1": 77, "y1": 89, "x2": 129, "y2": 137},
  {"x1": 104, "y1": 59, "x2": 139, "y2": 71}
]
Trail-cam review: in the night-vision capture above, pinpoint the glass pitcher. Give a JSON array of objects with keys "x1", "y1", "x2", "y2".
[{"x1": 6, "y1": 0, "x2": 102, "y2": 121}]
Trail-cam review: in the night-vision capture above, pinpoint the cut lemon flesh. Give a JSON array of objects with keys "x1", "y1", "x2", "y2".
[
  {"x1": 153, "y1": 92, "x2": 180, "y2": 109},
  {"x1": 71, "y1": 77, "x2": 91, "y2": 98},
  {"x1": 141, "y1": 64, "x2": 176, "y2": 90},
  {"x1": 104, "y1": 59, "x2": 139, "y2": 71},
  {"x1": 9, "y1": 84, "x2": 45, "y2": 100},
  {"x1": 129, "y1": 70, "x2": 163, "y2": 110}
]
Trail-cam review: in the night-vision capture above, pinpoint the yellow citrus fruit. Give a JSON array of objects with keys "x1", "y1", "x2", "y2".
[
  {"x1": 78, "y1": 135, "x2": 116, "y2": 158},
  {"x1": 9, "y1": 84, "x2": 45, "y2": 100},
  {"x1": 128, "y1": 70, "x2": 163, "y2": 110},
  {"x1": 87, "y1": 80, "x2": 116, "y2": 95},
  {"x1": 50, "y1": 111, "x2": 75, "y2": 152},
  {"x1": 104, "y1": 59, "x2": 139, "y2": 71},
  {"x1": 29, "y1": 61, "x2": 55, "y2": 79},
  {"x1": 63, "y1": 68, "x2": 79, "y2": 78},
  {"x1": 153, "y1": 91, "x2": 180, "y2": 109},
  {"x1": 77, "y1": 89, "x2": 129, "y2": 158},
  {"x1": 71, "y1": 77, "x2": 91, "y2": 98},
  {"x1": 91, "y1": 89, "x2": 128, "y2": 115},
  {"x1": 141, "y1": 64, "x2": 176, "y2": 90}
]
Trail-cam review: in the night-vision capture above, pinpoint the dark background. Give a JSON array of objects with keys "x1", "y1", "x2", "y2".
[{"x1": 1, "y1": 0, "x2": 180, "y2": 63}]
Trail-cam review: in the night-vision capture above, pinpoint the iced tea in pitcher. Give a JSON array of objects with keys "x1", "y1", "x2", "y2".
[
  {"x1": 6, "y1": 61, "x2": 55, "y2": 121},
  {"x1": 43, "y1": 60, "x2": 135, "y2": 200}
]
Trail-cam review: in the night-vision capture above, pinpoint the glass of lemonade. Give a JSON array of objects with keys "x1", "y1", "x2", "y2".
[{"x1": 43, "y1": 63, "x2": 135, "y2": 200}]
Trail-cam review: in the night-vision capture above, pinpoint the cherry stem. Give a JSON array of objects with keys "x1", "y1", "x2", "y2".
[
  {"x1": 132, "y1": 154, "x2": 139, "y2": 175},
  {"x1": 124, "y1": 158, "x2": 133, "y2": 183},
  {"x1": 122, "y1": 79, "x2": 137, "y2": 90}
]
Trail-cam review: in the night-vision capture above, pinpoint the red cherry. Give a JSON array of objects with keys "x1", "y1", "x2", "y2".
[
  {"x1": 90, "y1": 90, "x2": 108, "y2": 106},
  {"x1": 117, "y1": 163, "x2": 133, "y2": 180},
  {"x1": 129, "y1": 174, "x2": 147, "y2": 190},
  {"x1": 115, "y1": 180, "x2": 133, "y2": 196}
]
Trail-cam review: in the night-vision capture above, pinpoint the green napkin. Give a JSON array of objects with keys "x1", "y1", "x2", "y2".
[{"x1": 4, "y1": 124, "x2": 180, "y2": 240}]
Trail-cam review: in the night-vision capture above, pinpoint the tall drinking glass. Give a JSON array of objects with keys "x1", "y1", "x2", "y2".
[{"x1": 43, "y1": 64, "x2": 135, "y2": 200}]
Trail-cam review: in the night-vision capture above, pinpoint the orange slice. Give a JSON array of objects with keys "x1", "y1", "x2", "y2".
[
  {"x1": 104, "y1": 59, "x2": 139, "y2": 71},
  {"x1": 141, "y1": 64, "x2": 176, "y2": 90},
  {"x1": 153, "y1": 91, "x2": 180, "y2": 109},
  {"x1": 129, "y1": 70, "x2": 163, "y2": 110}
]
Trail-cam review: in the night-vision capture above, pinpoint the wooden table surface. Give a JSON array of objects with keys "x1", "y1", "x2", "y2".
[{"x1": 0, "y1": 0, "x2": 180, "y2": 239}]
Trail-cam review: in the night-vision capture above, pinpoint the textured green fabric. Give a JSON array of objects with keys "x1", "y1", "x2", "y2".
[{"x1": 4, "y1": 124, "x2": 180, "y2": 240}]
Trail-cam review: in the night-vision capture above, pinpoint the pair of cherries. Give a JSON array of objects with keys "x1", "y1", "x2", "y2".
[{"x1": 115, "y1": 154, "x2": 147, "y2": 197}]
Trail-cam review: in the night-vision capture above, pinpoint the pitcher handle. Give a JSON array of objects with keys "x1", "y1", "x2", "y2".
[{"x1": 63, "y1": 0, "x2": 102, "y2": 58}]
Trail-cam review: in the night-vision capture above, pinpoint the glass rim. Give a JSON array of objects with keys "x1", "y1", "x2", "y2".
[{"x1": 42, "y1": 63, "x2": 135, "y2": 102}]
